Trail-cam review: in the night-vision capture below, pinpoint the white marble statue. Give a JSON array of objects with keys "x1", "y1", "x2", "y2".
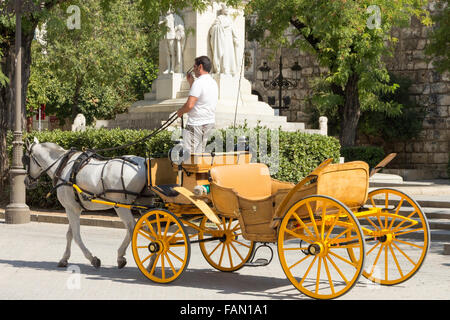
[
  {"x1": 209, "y1": 4, "x2": 240, "y2": 75},
  {"x1": 160, "y1": 12, "x2": 185, "y2": 74},
  {"x1": 71, "y1": 113, "x2": 86, "y2": 132}
]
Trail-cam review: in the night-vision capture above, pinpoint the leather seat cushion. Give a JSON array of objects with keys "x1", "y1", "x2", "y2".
[{"x1": 209, "y1": 163, "x2": 272, "y2": 199}]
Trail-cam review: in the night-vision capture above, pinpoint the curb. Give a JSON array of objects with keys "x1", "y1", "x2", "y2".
[{"x1": 0, "y1": 209, "x2": 125, "y2": 229}]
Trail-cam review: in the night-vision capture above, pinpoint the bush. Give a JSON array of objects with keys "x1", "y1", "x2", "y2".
[
  {"x1": 341, "y1": 146, "x2": 385, "y2": 169},
  {"x1": 7, "y1": 128, "x2": 341, "y2": 208}
]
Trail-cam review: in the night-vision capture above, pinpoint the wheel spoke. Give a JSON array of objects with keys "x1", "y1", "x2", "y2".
[
  {"x1": 389, "y1": 243, "x2": 404, "y2": 278},
  {"x1": 326, "y1": 255, "x2": 349, "y2": 285},
  {"x1": 144, "y1": 219, "x2": 158, "y2": 238},
  {"x1": 369, "y1": 243, "x2": 385, "y2": 277},
  {"x1": 218, "y1": 241, "x2": 226, "y2": 266},
  {"x1": 226, "y1": 243, "x2": 234, "y2": 268},
  {"x1": 329, "y1": 250, "x2": 357, "y2": 268},
  {"x1": 365, "y1": 217, "x2": 380, "y2": 231},
  {"x1": 207, "y1": 242, "x2": 222, "y2": 258},
  {"x1": 138, "y1": 229, "x2": 154, "y2": 241},
  {"x1": 391, "y1": 241, "x2": 416, "y2": 266},
  {"x1": 394, "y1": 238, "x2": 424, "y2": 249},
  {"x1": 293, "y1": 212, "x2": 316, "y2": 239},
  {"x1": 167, "y1": 248, "x2": 184, "y2": 263},
  {"x1": 367, "y1": 241, "x2": 381, "y2": 255},
  {"x1": 229, "y1": 241, "x2": 244, "y2": 261},
  {"x1": 288, "y1": 253, "x2": 311, "y2": 270},
  {"x1": 315, "y1": 257, "x2": 322, "y2": 294},
  {"x1": 164, "y1": 252, "x2": 177, "y2": 275},
  {"x1": 141, "y1": 252, "x2": 155, "y2": 264},
  {"x1": 323, "y1": 256, "x2": 335, "y2": 295},
  {"x1": 395, "y1": 227, "x2": 424, "y2": 237},
  {"x1": 299, "y1": 255, "x2": 318, "y2": 286},
  {"x1": 149, "y1": 254, "x2": 159, "y2": 276},
  {"x1": 324, "y1": 215, "x2": 339, "y2": 242},
  {"x1": 306, "y1": 202, "x2": 320, "y2": 238},
  {"x1": 161, "y1": 253, "x2": 165, "y2": 280},
  {"x1": 285, "y1": 227, "x2": 314, "y2": 243}
]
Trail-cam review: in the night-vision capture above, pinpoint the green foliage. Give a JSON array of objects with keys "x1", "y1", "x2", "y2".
[
  {"x1": 425, "y1": 0, "x2": 450, "y2": 73},
  {"x1": 341, "y1": 146, "x2": 385, "y2": 169},
  {"x1": 358, "y1": 74, "x2": 427, "y2": 141},
  {"x1": 274, "y1": 131, "x2": 341, "y2": 183},
  {"x1": 27, "y1": 0, "x2": 161, "y2": 124},
  {"x1": 247, "y1": 0, "x2": 431, "y2": 145},
  {"x1": 7, "y1": 127, "x2": 340, "y2": 208}
]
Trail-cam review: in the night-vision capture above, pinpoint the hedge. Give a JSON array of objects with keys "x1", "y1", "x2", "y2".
[
  {"x1": 6, "y1": 128, "x2": 341, "y2": 208},
  {"x1": 340, "y1": 145, "x2": 385, "y2": 169}
]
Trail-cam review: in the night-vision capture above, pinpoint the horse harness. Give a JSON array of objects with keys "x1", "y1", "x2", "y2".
[{"x1": 27, "y1": 147, "x2": 146, "y2": 211}]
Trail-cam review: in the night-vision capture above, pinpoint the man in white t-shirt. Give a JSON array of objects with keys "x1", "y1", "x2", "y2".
[{"x1": 177, "y1": 56, "x2": 218, "y2": 154}]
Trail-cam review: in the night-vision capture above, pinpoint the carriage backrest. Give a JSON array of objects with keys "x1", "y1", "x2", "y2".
[
  {"x1": 148, "y1": 158, "x2": 177, "y2": 186},
  {"x1": 209, "y1": 163, "x2": 272, "y2": 199},
  {"x1": 316, "y1": 161, "x2": 369, "y2": 209}
]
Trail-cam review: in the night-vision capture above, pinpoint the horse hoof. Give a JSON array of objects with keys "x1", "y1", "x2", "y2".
[
  {"x1": 117, "y1": 257, "x2": 127, "y2": 269},
  {"x1": 91, "y1": 257, "x2": 101, "y2": 269},
  {"x1": 58, "y1": 260, "x2": 68, "y2": 268}
]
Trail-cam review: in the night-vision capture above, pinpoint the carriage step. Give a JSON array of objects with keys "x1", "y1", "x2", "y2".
[{"x1": 244, "y1": 258, "x2": 270, "y2": 267}]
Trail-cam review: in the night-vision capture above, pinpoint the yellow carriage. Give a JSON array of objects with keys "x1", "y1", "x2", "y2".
[{"x1": 129, "y1": 149, "x2": 430, "y2": 299}]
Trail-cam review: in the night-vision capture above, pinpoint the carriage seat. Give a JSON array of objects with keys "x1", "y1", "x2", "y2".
[
  {"x1": 209, "y1": 163, "x2": 294, "y2": 242},
  {"x1": 152, "y1": 184, "x2": 179, "y2": 197}
]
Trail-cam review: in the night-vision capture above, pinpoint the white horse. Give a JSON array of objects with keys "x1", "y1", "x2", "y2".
[{"x1": 24, "y1": 137, "x2": 149, "y2": 269}]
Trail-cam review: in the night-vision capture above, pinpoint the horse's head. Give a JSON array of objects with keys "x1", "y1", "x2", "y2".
[
  {"x1": 23, "y1": 137, "x2": 42, "y2": 189},
  {"x1": 23, "y1": 137, "x2": 66, "y2": 189}
]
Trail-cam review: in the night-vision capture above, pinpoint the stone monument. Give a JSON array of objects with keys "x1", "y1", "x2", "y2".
[{"x1": 97, "y1": 2, "x2": 320, "y2": 133}]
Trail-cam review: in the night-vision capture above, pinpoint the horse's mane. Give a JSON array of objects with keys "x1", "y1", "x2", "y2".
[{"x1": 40, "y1": 142, "x2": 67, "y2": 159}]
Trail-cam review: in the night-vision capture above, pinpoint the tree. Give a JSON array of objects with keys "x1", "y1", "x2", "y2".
[
  {"x1": 425, "y1": 0, "x2": 450, "y2": 73},
  {"x1": 246, "y1": 0, "x2": 431, "y2": 147},
  {"x1": 0, "y1": 0, "x2": 240, "y2": 189},
  {"x1": 27, "y1": 0, "x2": 160, "y2": 125}
]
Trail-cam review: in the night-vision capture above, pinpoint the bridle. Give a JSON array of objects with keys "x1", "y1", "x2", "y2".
[{"x1": 23, "y1": 142, "x2": 69, "y2": 188}]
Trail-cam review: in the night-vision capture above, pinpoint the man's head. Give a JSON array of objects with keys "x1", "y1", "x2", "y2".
[{"x1": 193, "y1": 56, "x2": 212, "y2": 77}]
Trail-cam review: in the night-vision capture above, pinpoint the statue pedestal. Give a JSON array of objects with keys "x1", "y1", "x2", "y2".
[{"x1": 97, "y1": 73, "x2": 307, "y2": 131}]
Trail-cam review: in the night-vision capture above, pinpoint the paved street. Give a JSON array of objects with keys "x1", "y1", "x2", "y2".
[{"x1": 0, "y1": 220, "x2": 448, "y2": 300}]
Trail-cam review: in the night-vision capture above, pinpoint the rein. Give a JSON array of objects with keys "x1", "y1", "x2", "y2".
[{"x1": 23, "y1": 144, "x2": 75, "y2": 188}]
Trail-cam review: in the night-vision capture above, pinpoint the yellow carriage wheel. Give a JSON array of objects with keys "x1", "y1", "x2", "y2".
[
  {"x1": 132, "y1": 209, "x2": 191, "y2": 283},
  {"x1": 349, "y1": 188, "x2": 430, "y2": 286},
  {"x1": 277, "y1": 195, "x2": 365, "y2": 300},
  {"x1": 198, "y1": 216, "x2": 255, "y2": 272}
]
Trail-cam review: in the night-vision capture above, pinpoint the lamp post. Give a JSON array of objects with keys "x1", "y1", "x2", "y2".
[
  {"x1": 5, "y1": 0, "x2": 30, "y2": 224},
  {"x1": 258, "y1": 56, "x2": 301, "y2": 111}
]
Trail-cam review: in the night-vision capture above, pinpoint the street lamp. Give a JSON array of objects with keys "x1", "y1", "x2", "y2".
[
  {"x1": 5, "y1": 0, "x2": 30, "y2": 224},
  {"x1": 258, "y1": 56, "x2": 301, "y2": 110}
]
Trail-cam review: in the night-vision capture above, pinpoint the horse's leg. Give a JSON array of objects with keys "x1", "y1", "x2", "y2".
[
  {"x1": 57, "y1": 225, "x2": 73, "y2": 268},
  {"x1": 114, "y1": 207, "x2": 136, "y2": 269},
  {"x1": 66, "y1": 208, "x2": 101, "y2": 268}
]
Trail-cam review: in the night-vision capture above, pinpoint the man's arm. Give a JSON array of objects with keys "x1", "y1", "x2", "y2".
[{"x1": 177, "y1": 95, "x2": 198, "y2": 117}]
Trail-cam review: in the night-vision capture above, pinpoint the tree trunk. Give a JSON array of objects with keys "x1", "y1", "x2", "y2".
[
  {"x1": 71, "y1": 76, "x2": 83, "y2": 121},
  {"x1": 338, "y1": 72, "x2": 361, "y2": 147},
  {"x1": 0, "y1": 22, "x2": 37, "y2": 190}
]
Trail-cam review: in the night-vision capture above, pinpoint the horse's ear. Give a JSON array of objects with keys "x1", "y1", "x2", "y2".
[
  {"x1": 33, "y1": 137, "x2": 39, "y2": 144},
  {"x1": 24, "y1": 138, "x2": 30, "y2": 150}
]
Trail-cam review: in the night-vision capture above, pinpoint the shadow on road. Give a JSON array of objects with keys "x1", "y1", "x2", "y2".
[{"x1": 0, "y1": 258, "x2": 306, "y2": 300}]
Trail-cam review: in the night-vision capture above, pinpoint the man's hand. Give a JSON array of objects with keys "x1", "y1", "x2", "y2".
[
  {"x1": 186, "y1": 72, "x2": 194, "y2": 87},
  {"x1": 177, "y1": 95, "x2": 198, "y2": 118}
]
